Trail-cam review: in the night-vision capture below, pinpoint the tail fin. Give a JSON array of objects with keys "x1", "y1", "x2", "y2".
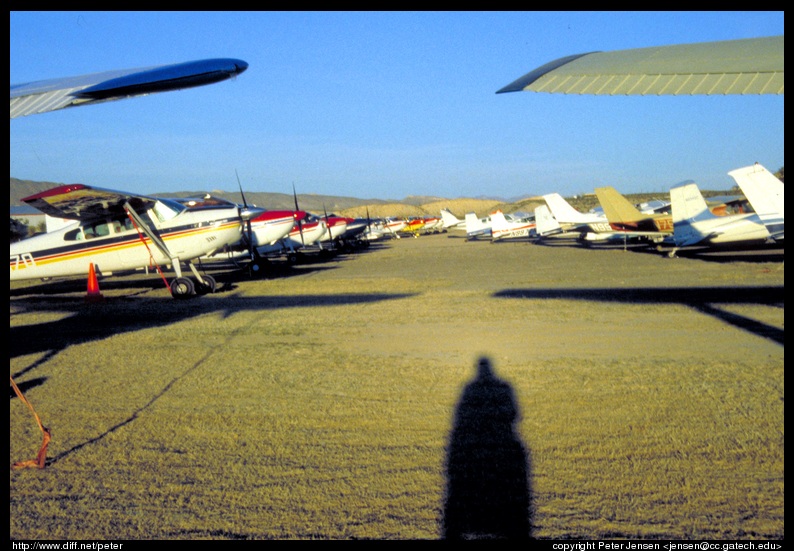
[
  {"x1": 440, "y1": 208, "x2": 462, "y2": 228},
  {"x1": 465, "y1": 212, "x2": 491, "y2": 239},
  {"x1": 490, "y1": 210, "x2": 508, "y2": 230},
  {"x1": 594, "y1": 186, "x2": 644, "y2": 224},
  {"x1": 670, "y1": 182, "x2": 714, "y2": 246},
  {"x1": 543, "y1": 193, "x2": 590, "y2": 223},
  {"x1": 728, "y1": 163, "x2": 784, "y2": 222},
  {"x1": 535, "y1": 204, "x2": 562, "y2": 236}
]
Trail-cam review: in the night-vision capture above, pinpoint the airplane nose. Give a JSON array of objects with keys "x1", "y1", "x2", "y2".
[{"x1": 240, "y1": 206, "x2": 266, "y2": 221}]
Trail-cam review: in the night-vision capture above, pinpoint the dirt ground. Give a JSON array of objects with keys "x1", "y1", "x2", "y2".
[{"x1": 9, "y1": 233, "x2": 785, "y2": 539}]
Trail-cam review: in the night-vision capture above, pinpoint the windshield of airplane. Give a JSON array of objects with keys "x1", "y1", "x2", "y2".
[{"x1": 149, "y1": 198, "x2": 186, "y2": 222}]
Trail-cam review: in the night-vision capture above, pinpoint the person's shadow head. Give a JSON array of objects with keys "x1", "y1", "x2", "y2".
[{"x1": 442, "y1": 356, "x2": 533, "y2": 540}]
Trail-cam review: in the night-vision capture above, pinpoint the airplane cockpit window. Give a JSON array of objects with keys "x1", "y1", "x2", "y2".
[{"x1": 150, "y1": 199, "x2": 186, "y2": 222}]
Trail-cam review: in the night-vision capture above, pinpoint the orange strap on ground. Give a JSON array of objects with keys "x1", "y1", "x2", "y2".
[{"x1": 10, "y1": 376, "x2": 51, "y2": 469}]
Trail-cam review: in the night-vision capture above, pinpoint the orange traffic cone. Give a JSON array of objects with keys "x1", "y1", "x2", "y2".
[{"x1": 86, "y1": 263, "x2": 103, "y2": 301}]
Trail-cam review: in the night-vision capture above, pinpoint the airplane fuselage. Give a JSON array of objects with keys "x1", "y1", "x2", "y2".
[{"x1": 10, "y1": 207, "x2": 242, "y2": 281}]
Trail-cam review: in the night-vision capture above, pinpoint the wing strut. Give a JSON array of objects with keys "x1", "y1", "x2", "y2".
[{"x1": 124, "y1": 202, "x2": 182, "y2": 279}]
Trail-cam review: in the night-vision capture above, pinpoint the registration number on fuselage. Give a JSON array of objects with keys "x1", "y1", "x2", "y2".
[{"x1": 10, "y1": 252, "x2": 35, "y2": 271}]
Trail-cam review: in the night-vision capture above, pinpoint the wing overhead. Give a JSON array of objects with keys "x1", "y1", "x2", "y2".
[
  {"x1": 21, "y1": 184, "x2": 159, "y2": 221},
  {"x1": 497, "y1": 35, "x2": 783, "y2": 95},
  {"x1": 10, "y1": 58, "x2": 248, "y2": 118}
]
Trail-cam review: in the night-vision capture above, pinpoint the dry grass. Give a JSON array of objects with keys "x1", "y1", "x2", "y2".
[{"x1": 10, "y1": 235, "x2": 784, "y2": 540}]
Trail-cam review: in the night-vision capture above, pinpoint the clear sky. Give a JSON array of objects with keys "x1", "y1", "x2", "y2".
[{"x1": 10, "y1": 11, "x2": 784, "y2": 200}]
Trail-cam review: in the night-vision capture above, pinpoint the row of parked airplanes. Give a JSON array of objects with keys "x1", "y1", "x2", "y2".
[
  {"x1": 443, "y1": 163, "x2": 784, "y2": 255},
  {"x1": 9, "y1": 162, "x2": 783, "y2": 299}
]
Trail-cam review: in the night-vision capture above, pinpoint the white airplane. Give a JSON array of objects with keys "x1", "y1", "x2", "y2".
[
  {"x1": 213, "y1": 208, "x2": 308, "y2": 269},
  {"x1": 496, "y1": 36, "x2": 783, "y2": 96},
  {"x1": 10, "y1": 184, "x2": 263, "y2": 297},
  {"x1": 316, "y1": 213, "x2": 349, "y2": 247},
  {"x1": 534, "y1": 204, "x2": 568, "y2": 238},
  {"x1": 281, "y1": 215, "x2": 328, "y2": 251},
  {"x1": 727, "y1": 163, "x2": 784, "y2": 243},
  {"x1": 490, "y1": 210, "x2": 536, "y2": 241},
  {"x1": 668, "y1": 181, "x2": 771, "y2": 255},
  {"x1": 10, "y1": 59, "x2": 255, "y2": 296},
  {"x1": 379, "y1": 217, "x2": 409, "y2": 238},
  {"x1": 464, "y1": 212, "x2": 492, "y2": 240},
  {"x1": 10, "y1": 58, "x2": 250, "y2": 471},
  {"x1": 11, "y1": 58, "x2": 248, "y2": 118},
  {"x1": 541, "y1": 193, "x2": 612, "y2": 236},
  {"x1": 540, "y1": 192, "x2": 650, "y2": 244},
  {"x1": 440, "y1": 208, "x2": 467, "y2": 230}
]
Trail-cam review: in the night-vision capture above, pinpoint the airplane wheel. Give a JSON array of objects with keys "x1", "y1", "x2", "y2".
[
  {"x1": 248, "y1": 259, "x2": 267, "y2": 277},
  {"x1": 170, "y1": 277, "x2": 195, "y2": 298},
  {"x1": 287, "y1": 253, "x2": 298, "y2": 265},
  {"x1": 196, "y1": 274, "x2": 217, "y2": 294}
]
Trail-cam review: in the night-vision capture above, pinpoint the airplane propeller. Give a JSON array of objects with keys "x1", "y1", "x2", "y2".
[
  {"x1": 323, "y1": 204, "x2": 333, "y2": 242},
  {"x1": 235, "y1": 170, "x2": 263, "y2": 274},
  {"x1": 292, "y1": 183, "x2": 306, "y2": 247}
]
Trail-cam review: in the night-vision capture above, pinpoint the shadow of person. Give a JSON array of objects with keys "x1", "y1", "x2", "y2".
[{"x1": 443, "y1": 357, "x2": 532, "y2": 540}]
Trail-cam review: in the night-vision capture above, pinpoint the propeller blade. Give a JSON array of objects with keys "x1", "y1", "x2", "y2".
[
  {"x1": 323, "y1": 204, "x2": 332, "y2": 241},
  {"x1": 235, "y1": 169, "x2": 255, "y2": 261},
  {"x1": 293, "y1": 183, "x2": 305, "y2": 246}
]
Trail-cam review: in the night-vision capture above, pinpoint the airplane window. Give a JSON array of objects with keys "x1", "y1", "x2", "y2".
[
  {"x1": 150, "y1": 199, "x2": 185, "y2": 222},
  {"x1": 64, "y1": 228, "x2": 83, "y2": 241}
]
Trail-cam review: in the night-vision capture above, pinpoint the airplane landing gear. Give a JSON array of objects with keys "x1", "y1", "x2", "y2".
[
  {"x1": 170, "y1": 277, "x2": 195, "y2": 298},
  {"x1": 196, "y1": 274, "x2": 217, "y2": 294}
]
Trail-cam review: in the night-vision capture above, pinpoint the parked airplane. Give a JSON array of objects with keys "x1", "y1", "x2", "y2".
[
  {"x1": 667, "y1": 181, "x2": 771, "y2": 256},
  {"x1": 490, "y1": 210, "x2": 536, "y2": 241},
  {"x1": 11, "y1": 58, "x2": 249, "y2": 119},
  {"x1": 10, "y1": 58, "x2": 249, "y2": 471},
  {"x1": 316, "y1": 212, "x2": 349, "y2": 246},
  {"x1": 594, "y1": 186, "x2": 675, "y2": 243},
  {"x1": 208, "y1": 206, "x2": 307, "y2": 269},
  {"x1": 378, "y1": 217, "x2": 409, "y2": 238},
  {"x1": 400, "y1": 217, "x2": 426, "y2": 238},
  {"x1": 464, "y1": 212, "x2": 492, "y2": 240},
  {"x1": 534, "y1": 204, "x2": 570, "y2": 238},
  {"x1": 727, "y1": 163, "x2": 784, "y2": 243},
  {"x1": 441, "y1": 208, "x2": 467, "y2": 230},
  {"x1": 542, "y1": 193, "x2": 611, "y2": 233},
  {"x1": 540, "y1": 192, "x2": 654, "y2": 245},
  {"x1": 10, "y1": 184, "x2": 263, "y2": 297},
  {"x1": 496, "y1": 35, "x2": 783, "y2": 96}
]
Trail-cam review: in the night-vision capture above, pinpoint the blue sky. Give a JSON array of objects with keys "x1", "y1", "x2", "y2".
[{"x1": 10, "y1": 11, "x2": 784, "y2": 200}]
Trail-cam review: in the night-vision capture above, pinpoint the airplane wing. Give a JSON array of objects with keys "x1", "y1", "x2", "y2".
[
  {"x1": 21, "y1": 184, "x2": 159, "y2": 221},
  {"x1": 10, "y1": 58, "x2": 248, "y2": 118},
  {"x1": 496, "y1": 35, "x2": 783, "y2": 95}
]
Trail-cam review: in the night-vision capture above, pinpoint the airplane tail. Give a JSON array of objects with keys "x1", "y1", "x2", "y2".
[
  {"x1": 534, "y1": 205, "x2": 562, "y2": 236},
  {"x1": 440, "y1": 208, "x2": 462, "y2": 229},
  {"x1": 594, "y1": 186, "x2": 644, "y2": 223},
  {"x1": 728, "y1": 163, "x2": 785, "y2": 223},
  {"x1": 543, "y1": 193, "x2": 590, "y2": 223},
  {"x1": 670, "y1": 182, "x2": 714, "y2": 247},
  {"x1": 465, "y1": 212, "x2": 490, "y2": 239}
]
